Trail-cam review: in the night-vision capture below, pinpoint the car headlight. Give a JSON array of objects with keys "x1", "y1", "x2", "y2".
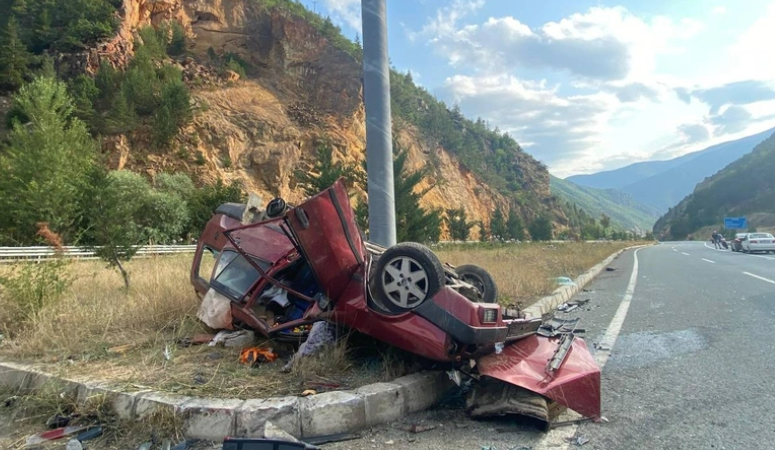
[{"x1": 481, "y1": 307, "x2": 498, "y2": 323}]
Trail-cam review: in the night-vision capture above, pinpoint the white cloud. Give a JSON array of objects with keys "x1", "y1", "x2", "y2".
[
  {"x1": 413, "y1": 6, "x2": 703, "y2": 81},
  {"x1": 711, "y1": 6, "x2": 727, "y2": 14},
  {"x1": 322, "y1": 0, "x2": 361, "y2": 31},
  {"x1": 724, "y1": 3, "x2": 775, "y2": 82},
  {"x1": 439, "y1": 74, "x2": 616, "y2": 166}
]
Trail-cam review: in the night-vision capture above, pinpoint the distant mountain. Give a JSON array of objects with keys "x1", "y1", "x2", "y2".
[
  {"x1": 550, "y1": 175, "x2": 662, "y2": 233},
  {"x1": 653, "y1": 131, "x2": 775, "y2": 239},
  {"x1": 566, "y1": 127, "x2": 775, "y2": 212}
]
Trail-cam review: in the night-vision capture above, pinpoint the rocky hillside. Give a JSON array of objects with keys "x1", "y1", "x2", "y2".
[
  {"x1": 97, "y1": 0, "x2": 565, "y2": 234},
  {"x1": 654, "y1": 131, "x2": 775, "y2": 239},
  {"x1": 0, "y1": 0, "x2": 568, "y2": 240}
]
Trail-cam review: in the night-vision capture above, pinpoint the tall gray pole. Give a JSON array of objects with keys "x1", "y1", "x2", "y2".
[{"x1": 361, "y1": 0, "x2": 396, "y2": 247}]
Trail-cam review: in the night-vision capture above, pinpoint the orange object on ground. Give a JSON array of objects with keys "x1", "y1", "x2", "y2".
[{"x1": 239, "y1": 347, "x2": 278, "y2": 365}]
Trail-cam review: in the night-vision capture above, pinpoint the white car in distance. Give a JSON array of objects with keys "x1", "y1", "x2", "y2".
[{"x1": 741, "y1": 232, "x2": 775, "y2": 254}]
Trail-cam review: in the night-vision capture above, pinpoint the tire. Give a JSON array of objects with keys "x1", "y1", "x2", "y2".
[
  {"x1": 368, "y1": 242, "x2": 445, "y2": 314},
  {"x1": 455, "y1": 264, "x2": 499, "y2": 304}
]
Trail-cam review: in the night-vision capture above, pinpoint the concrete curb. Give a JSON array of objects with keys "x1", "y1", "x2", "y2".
[
  {"x1": 0, "y1": 360, "x2": 454, "y2": 441},
  {"x1": 522, "y1": 244, "x2": 652, "y2": 319}
]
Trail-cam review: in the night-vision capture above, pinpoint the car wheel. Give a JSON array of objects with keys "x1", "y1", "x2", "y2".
[
  {"x1": 369, "y1": 242, "x2": 445, "y2": 313},
  {"x1": 454, "y1": 264, "x2": 499, "y2": 303}
]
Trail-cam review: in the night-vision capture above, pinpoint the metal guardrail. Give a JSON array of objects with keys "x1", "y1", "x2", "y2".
[{"x1": 0, "y1": 245, "x2": 197, "y2": 263}]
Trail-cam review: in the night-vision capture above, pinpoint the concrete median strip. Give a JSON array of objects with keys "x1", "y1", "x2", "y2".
[
  {"x1": 0, "y1": 359, "x2": 455, "y2": 441},
  {"x1": 0, "y1": 244, "x2": 648, "y2": 442}
]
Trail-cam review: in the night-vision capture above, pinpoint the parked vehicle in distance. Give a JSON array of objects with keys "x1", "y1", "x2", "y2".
[
  {"x1": 730, "y1": 233, "x2": 749, "y2": 252},
  {"x1": 741, "y1": 232, "x2": 775, "y2": 253}
]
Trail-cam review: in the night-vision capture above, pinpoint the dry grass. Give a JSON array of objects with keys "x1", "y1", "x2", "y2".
[
  {"x1": 435, "y1": 241, "x2": 638, "y2": 305},
  {"x1": 0, "y1": 241, "x2": 639, "y2": 401}
]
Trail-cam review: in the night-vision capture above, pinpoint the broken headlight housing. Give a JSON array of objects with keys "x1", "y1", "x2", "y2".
[{"x1": 481, "y1": 306, "x2": 498, "y2": 323}]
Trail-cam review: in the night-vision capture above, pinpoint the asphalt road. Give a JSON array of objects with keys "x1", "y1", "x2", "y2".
[{"x1": 328, "y1": 242, "x2": 775, "y2": 450}]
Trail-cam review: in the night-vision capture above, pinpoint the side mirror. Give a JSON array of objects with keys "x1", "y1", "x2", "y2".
[{"x1": 266, "y1": 198, "x2": 288, "y2": 218}]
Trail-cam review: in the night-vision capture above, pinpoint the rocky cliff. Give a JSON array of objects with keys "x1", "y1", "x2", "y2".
[{"x1": 98, "y1": 0, "x2": 564, "y2": 237}]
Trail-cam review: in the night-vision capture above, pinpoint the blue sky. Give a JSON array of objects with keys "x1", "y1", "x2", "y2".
[{"x1": 298, "y1": 0, "x2": 775, "y2": 177}]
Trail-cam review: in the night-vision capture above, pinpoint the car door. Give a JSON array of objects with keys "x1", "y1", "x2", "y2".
[
  {"x1": 191, "y1": 210, "x2": 244, "y2": 294},
  {"x1": 285, "y1": 179, "x2": 366, "y2": 302}
]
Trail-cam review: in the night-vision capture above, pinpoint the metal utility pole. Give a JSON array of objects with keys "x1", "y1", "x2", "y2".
[{"x1": 361, "y1": 0, "x2": 396, "y2": 247}]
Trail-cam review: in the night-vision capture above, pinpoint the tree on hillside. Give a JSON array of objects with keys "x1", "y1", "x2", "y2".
[
  {"x1": 490, "y1": 207, "x2": 507, "y2": 240},
  {"x1": 187, "y1": 178, "x2": 244, "y2": 237},
  {"x1": 506, "y1": 208, "x2": 525, "y2": 240},
  {"x1": 83, "y1": 168, "x2": 144, "y2": 289},
  {"x1": 0, "y1": 76, "x2": 96, "y2": 245},
  {"x1": 528, "y1": 216, "x2": 553, "y2": 241},
  {"x1": 0, "y1": 16, "x2": 33, "y2": 92},
  {"x1": 355, "y1": 143, "x2": 442, "y2": 243},
  {"x1": 83, "y1": 170, "x2": 191, "y2": 288},
  {"x1": 600, "y1": 214, "x2": 611, "y2": 235},
  {"x1": 478, "y1": 221, "x2": 489, "y2": 242},
  {"x1": 295, "y1": 143, "x2": 364, "y2": 197},
  {"x1": 446, "y1": 208, "x2": 473, "y2": 241}
]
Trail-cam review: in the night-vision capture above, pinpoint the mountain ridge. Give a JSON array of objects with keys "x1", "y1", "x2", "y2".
[
  {"x1": 550, "y1": 175, "x2": 660, "y2": 233},
  {"x1": 653, "y1": 131, "x2": 775, "y2": 239},
  {"x1": 566, "y1": 127, "x2": 775, "y2": 212}
]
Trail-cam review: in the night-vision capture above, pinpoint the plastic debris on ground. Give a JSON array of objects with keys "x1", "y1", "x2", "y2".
[
  {"x1": 25, "y1": 426, "x2": 87, "y2": 446},
  {"x1": 45, "y1": 413, "x2": 71, "y2": 428},
  {"x1": 239, "y1": 346, "x2": 278, "y2": 366},
  {"x1": 405, "y1": 424, "x2": 437, "y2": 433},
  {"x1": 554, "y1": 276, "x2": 577, "y2": 286},
  {"x1": 208, "y1": 329, "x2": 256, "y2": 348},
  {"x1": 65, "y1": 439, "x2": 83, "y2": 450},
  {"x1": 137, "y1": 442, "x2": 152, "y2": 450},
  {"x1": 281, "y1": 321, "x2": 338, "y2": 372},
  {"x1": 566, "y1": 432, "x2": 590, "y2": 446},
  {"x1": 76, "y1": 426, "x2": 103, "y2": 441}
]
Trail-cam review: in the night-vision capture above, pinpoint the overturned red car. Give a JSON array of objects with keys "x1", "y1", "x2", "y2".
[{"x1": 190, "y1": 179, "x2": 601, "y2": 426}]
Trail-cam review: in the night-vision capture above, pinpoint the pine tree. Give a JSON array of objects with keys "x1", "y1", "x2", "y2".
[
  {"x1": 447, "y1": 208, "x2": 472, "y2": 241},
  {"x1": 490, "y1": 207, "x2": 507, "y2": 240},
  {"x1": 506, "y1": 208, "x2": 525, "y2": 240},
  {"x1": 478, "y1": 221, "x2": 489, "y2": 242},
  {"x1": 0, "y1": 16, "x2": 33, "y2": 92},
  {"x1": 528, "y1": 216, "x2": 553, "y2": 241},
  {"x1": 295, "y1": 143, "x2": 364, "y2": 197}
]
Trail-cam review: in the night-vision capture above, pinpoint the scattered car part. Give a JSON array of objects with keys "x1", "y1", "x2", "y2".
[
  {"x1": 546, "y1": 332, "x2": 575, "y2": 373},
  {"x1": 239, "y1": 347, "x2": 278, "y2": 365},
  {"x1": 25, "y1": 426, "x2": 87, "y2": 446},
  {"x1": 537, "y1": 317, "x2": 581, "y2": 338},
  {"x1": 454, "y1": 264, "x2": 499, "y2": 303},
  {"x1": 466, "y1": 377, "x2": 552, "y2": 428},
  {"x1": 76, "y1": 426, "x2": 103, "y2": 442},
  {"x1": 475, "y1": 335, "x2": 601, "y2": 420}
]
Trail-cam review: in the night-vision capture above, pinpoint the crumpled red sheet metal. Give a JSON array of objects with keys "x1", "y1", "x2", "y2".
[{"x1": 476, "y1": 334, "x2": 601, "y2": 419}]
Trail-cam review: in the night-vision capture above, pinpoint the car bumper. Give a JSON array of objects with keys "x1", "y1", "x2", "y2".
[{"x1": 414, "y1": 298, "x2": 542, "y2": 345}]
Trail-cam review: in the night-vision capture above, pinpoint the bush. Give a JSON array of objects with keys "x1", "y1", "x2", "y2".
[{"x1": 0, "y1": 259, "x2": 73, "y2": 332}]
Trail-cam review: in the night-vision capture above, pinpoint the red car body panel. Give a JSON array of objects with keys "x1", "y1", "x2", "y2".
[{"x1": 476, "y1": 335, "x2": 602, "y2": 418}]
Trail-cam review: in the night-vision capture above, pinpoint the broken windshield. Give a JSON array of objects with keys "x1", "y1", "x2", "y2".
[{"x1": 211, "y1": 249, "x2": 271, "y2": 301}]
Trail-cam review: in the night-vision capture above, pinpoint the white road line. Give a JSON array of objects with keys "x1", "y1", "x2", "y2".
[
  {"x1": 702, "y1": 258, "x2": 716, "y2": 264},
  {"x1": 681, "y1": 252, "x2": 690, "y2": 256},
  {"x1": 535, "y1": 248, "x2": 642, "y2": 450},
  {"x1": 743, "y1": 272, "x2": 775, "y2": 285},
  {"x1": 750, "y1": 254, "x2": 775, "y2": 261}
]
